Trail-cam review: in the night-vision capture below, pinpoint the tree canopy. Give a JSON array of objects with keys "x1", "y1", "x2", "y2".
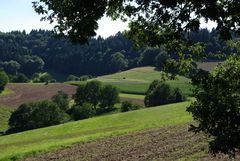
[
  {"x1": 187, "y1": 56, "x2": 240, "y2": 156},
  {"x1": 33, "y1": 0, "x2": 240, "y2": 44}
]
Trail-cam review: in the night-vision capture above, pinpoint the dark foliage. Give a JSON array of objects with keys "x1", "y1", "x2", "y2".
[
  {"x1": 74, "y1": 81, "x2": 120, "y2": 113},
  {"x1": 8, "y1": 101, "x2": 70, "y2": 133},
  {"x1": 121, "y1": 101, "x2": 142, "y2": 112},
  {"x1": 34, "y1": 0, "x2": 240, "y2": 43},
  {"x1": 70, "y1": 103, "x2": 96, "y2": 121},
  {"x1": 144, "y1": 80, "x2": 186, "y2": 107},
  {"x1": 187, "y1": 56, "x2": 240, "y2": 156},
  {"x1": 51, "y1": 91, "x2": 69, "y2": 112},
  {"x1": 99, "y1": 85, "x2": 120, "y2": 110},
  {"x1": 9, "y1": 73, "x2": 29, "y2": 83},
  {"x1": 0, "y1": 30, "x2": 229, "y2": 79},
  {"x1": 0, "y1": 70, "x2": 9, "y2": 92}
]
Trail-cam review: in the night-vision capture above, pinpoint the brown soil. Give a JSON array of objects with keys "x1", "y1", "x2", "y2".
[
  {"x1": 0, "y1": 83, "x2": 77, "y2": 108},
  {"x1": 22, "y1": 124, "x2": 240, "y2": 161},
  {"x1": 120, "y1": 97, "x2": 145, "y2": 106},
  {"x1": 0, "y1": 83, "x2": 144, "y2": 108}
]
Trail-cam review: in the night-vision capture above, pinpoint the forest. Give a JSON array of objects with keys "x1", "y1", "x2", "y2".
[{"x1": 0, "y1": 28, "x2": 228, "y2": 80}]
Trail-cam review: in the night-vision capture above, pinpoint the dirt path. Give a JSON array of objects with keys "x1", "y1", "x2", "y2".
[
  {"x1": 22, "y1": 124, "x2": 240, "y2": 161},
  {"x1": 0, "y1": 83, "x2": 77, "y2": 108}
]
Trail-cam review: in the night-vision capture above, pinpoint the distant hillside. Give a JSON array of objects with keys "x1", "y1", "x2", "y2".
[
  {"x1": 0, "y1": 29, "x2": 228, "y2": 81},
  {"x1": 67, "y1": 66, "x2": 192, "y2": 95},
  {"x1": 0, "y1": 101, "x2": 192, "y2": 160}
]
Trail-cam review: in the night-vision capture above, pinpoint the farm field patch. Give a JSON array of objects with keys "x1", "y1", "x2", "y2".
[
  {"x1": 22, "y1": 124, "x2": 240, "y2": 161},
  {"x1": 0, "y1": 101, "x2": 192, "y2": 160},
  {"x1": 67, "y1": 67, "x2": 192, "y2": 95},
  {"x1": 0, "y1": 83, "x2": 77, "y2": 108}
]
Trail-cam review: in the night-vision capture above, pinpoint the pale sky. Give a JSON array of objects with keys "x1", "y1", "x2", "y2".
[
  {"x1": 0, "y1": 0, "x2": 215, "y2": 38},
  {"x1": 0, "y1": 0, "x2": 128, "y2": 38}
]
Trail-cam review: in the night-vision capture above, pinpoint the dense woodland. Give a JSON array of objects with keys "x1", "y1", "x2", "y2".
[{"x1": 0, "y1": 29, "x2": 228, "y2": 79}]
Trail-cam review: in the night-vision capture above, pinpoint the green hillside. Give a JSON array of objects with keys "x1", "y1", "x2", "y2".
[
  {"x1": 0, "y1": 101, "x2": 192, "y2": 160},
  {"x1": 67, "y1": 67, "x2": 192, "y2": 95},
  {"x1": 0, "y1": 107, "x2": 13, "y2": 132}
]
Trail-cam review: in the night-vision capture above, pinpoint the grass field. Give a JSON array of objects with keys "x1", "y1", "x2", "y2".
[
  {"x1": 0, "y1": 107, "x2": 13, "y2": 132},
  {"x1": 0, "y1": 101, "x2": 192, "y2": 160},
  {"x1": 0, "y1": 88, "x2": 13, "y2": 97},
  {"x1": 67, "y1": 67, "x2": 192, "y2": 95},
  {"x1": 119, "y1": 93, "x2": 145, "y2": 100}
]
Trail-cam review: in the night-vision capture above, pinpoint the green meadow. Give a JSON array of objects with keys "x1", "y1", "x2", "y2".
[
  {"x1": 0, "y1": 101, "x2": 192, "y2": 160},
  {"x1": 67, "y1": 66, "x2": 192, "y2": 95},
  {"x1": 0, "y1": 107, "x2": 13, "y2": 132}
]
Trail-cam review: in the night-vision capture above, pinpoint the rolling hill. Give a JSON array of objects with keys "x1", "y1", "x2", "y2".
[
  {"x1": 0, "y1": 101, "x2": 192, "y2": 160},
  {"x1": 67, "y1": 66, "x2": 192, "y2": 95}
]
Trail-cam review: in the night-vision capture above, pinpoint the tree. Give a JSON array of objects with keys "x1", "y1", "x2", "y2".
[
  {"x1": 10, "y1": 73, "x2": 29, "y2": 83},
  {"x1": 187, "y1": 56, "x2": 240, "y2": 156},
  {"x1": 84, "y1": 81, "x2": 102, "y2": 108},
  {"x1": 51, "y1": 91, "x2": 69, "y2": 112},
  {"x1": 33, "y1": 0, "x2": 240, "y2": 44},
  {"x1": 139, "y1": 48, "x2": 161, "y2": 66},
  {"x1": 155, "y1": 51, "x2": 170, "y2": 70},
  {"x1": 0, "y1": 70, "x2": 9, "y2": 92},
  {"x1": 109, "y1": 52, "x2": 128, "y2": 72},
  {"x1": 0, "y1": 61, "x2": 21, "y2": 75},
  {"x1": 74, "y1": 81, "x2": 102, "y2": 108},
  {"x1": 144, "y1": 80, "x2": 185, "y2": 107},
  {"x1": 70, "y1": 103, "x2": 96, "y2": 121},
  {"x1": 99, "y1": 85, "x2": 120, "y2": 109},
  {"x1": 8, "y1": 101, "x2": 70, "y2": 133},
  {"x1": 74, "y1": 84, "x2": 87, "y2": 106}
]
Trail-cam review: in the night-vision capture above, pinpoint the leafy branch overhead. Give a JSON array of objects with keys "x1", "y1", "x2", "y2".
[{"x1": 33, "y1": 0, "x2": 240, "y2": 44}]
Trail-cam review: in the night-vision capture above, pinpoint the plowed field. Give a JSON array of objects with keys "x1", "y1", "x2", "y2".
[
  {"x1": 22, "y1": 124, "x2": 240, "y2": 161},
  {"x1": 0, "y1": 83, "x2": 77, "y2": 108}
]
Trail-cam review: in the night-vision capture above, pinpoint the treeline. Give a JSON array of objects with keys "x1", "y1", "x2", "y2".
[{"x1": 0, "y1": 29, "x2": 227, "y2": 80}]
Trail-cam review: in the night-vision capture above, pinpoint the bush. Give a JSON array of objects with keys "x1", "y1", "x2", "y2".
[
  {"x1": 8, "y1": 101, "x2": 70, "y2": 133},
  {"x1": 144, "y1": 80, "x2": 185, "y2": 107},
  {"x1": 121, "y1": 101, "x2": 142, "y2": 112},
  {"x1": 0, "y1": 70, "x2": 9, "y2": 92},
  {"x1": 70, "y1": 103, "x2": 96, "y2": 120}
]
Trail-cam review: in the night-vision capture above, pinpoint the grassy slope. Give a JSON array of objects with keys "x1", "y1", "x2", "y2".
[
  {"x1": 0, "y1": 101, "x2": 192, "y2": 160},
  {"x1": 0, "y1": 89, "x2": 14, "y2": 132},
  {"x1": 0, "y1": 88, "x2": 13, "y2": 96},
  {"x1": 67, "y1": 67, "x2": 192, "y2": 95},
  {"x1": 0, "y1": 107, "x2": 13, "y2": 132}
]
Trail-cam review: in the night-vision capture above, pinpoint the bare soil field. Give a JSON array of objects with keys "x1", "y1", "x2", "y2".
[
  {"x1": 0, "y1": 83, "x2": 77, "y2": 108},
  {"x1": 0, "y1": 83, "x2": 144, "y2": 108},
  {"x1": 22, "y1": 124, "x2": 240, "y2": 161},
  {"x1": 197, "y1": 62, "x2": 221, "y2": 71},
  {"x1": 120, "y1": 97, "x2": 145, "y2": 106}
]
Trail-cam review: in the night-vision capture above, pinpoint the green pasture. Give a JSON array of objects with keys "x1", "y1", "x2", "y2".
[
  {"x1": 0, "y1": 101, "x2": 192, "y2": 160},
  {"x1": 119, "y1": 93, "x2": 145, "y2": 100},
  {"x1": 0, "y1": 107, "x2": 13, "y2": 132},
  {"x1": 0, "y1": 88, "x2": 13, "y2": 96},
  {"x1": 67, "y1": 67, "x2": 192, "y2": 95}
]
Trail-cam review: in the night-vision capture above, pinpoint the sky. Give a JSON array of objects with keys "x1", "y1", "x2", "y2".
[
  {"x1": 0, "y1": 0, "x2": 216, "y2": 38},
  {"x1": 0, "y1": 0, "x2": 128, "y2": 38}
]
